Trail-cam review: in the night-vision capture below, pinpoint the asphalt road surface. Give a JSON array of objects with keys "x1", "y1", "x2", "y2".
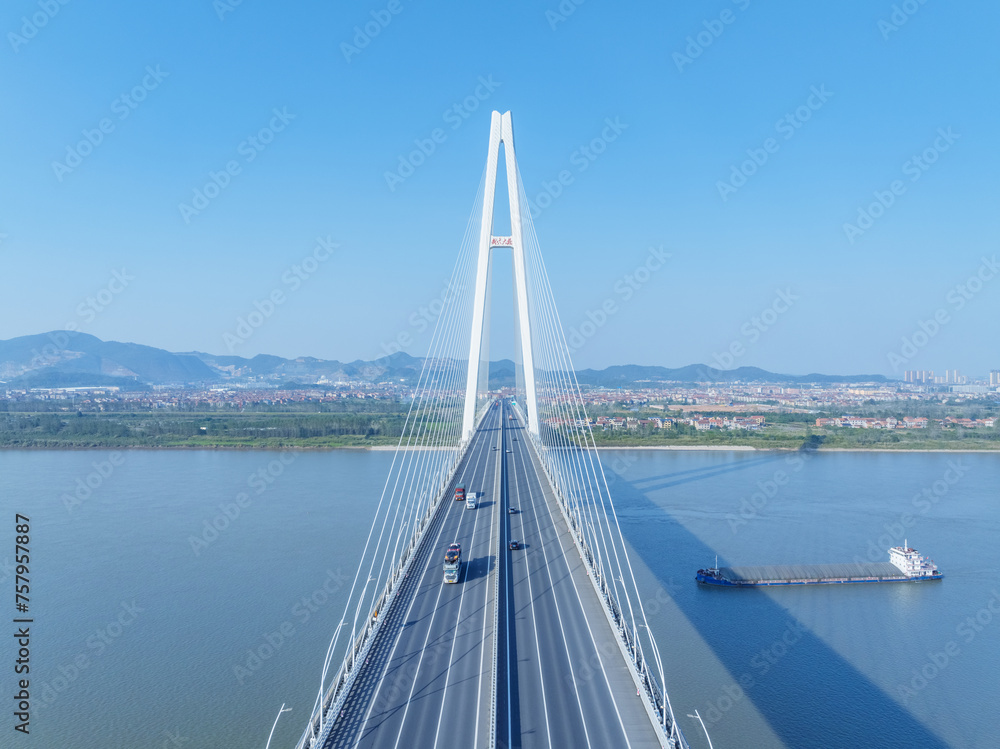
[
  {"x1": 325, "y1": 402, "x2": 502, "y2": 749},
  {"x1": 323, "y1": 400, "x2": 661, "y2": 748}
]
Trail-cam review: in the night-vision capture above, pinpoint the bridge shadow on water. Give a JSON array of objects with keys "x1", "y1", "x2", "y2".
[
  {"x1": 609, "y1": 443, "x2": 950, "y2": 749},
  {"x1": 625, "y1": 454, "x2": 784, "y2": 493}
]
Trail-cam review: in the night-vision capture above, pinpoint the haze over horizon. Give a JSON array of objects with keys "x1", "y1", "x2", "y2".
[
  {"x1": 0, "y1": 328, "x2": 929, "y2": 382},
  {"x1": 2, "y1": 2, "x2": 997, "y2": 378}
]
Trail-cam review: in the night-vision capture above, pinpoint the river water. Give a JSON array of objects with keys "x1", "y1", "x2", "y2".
[{"x1": 1, "y1": 448, "x2": 997, "y2": 749}]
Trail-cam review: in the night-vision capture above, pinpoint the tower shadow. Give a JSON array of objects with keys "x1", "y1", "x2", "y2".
[{"x1": 607, "y1": 441, "x2": 948, "y2": 749}]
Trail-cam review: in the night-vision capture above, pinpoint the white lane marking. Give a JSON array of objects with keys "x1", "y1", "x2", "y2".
[
  {"x1": 503, "y1": 405, "x2": 514, "y2": 746},
  {"x1": 509, "y1": 412, "x2": 554, "y2": 749},
  {"x1": 526, "y1": 438, "x2": 634, "y2": 747},
  {"x1": 510, "y1": 419, "x2": 599, "y2": 749},
  {"x1": 431, "y1": 407, "x2": 495, "y2": 747},
  {"x1": 473, "y1": 404, "x2": 502, "y2": 746},
  {"x1": 391, "y1": 415, "x2": 495, "y2": 748},
  {"x1": 390, "y1": 561, "x2": 452, "y2": 749},
  {"x1": 351, "y1": 416, "x2": 492, "y2": 749}
]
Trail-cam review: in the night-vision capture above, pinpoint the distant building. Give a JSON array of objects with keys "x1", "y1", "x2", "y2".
[
  {"x1": 935, "y1": 369, "x2": 966, "y2": 384},
  {"x1": 950, "y1": 384, "x2": 990, "y2": 395}
]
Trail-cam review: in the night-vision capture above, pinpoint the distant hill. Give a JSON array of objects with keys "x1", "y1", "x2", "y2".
[
  {"x1": 0, "y1": 332, "x2": 217, "y2": 387},
  {"x1": 575, "y1": 363, "x2": 892, "y2": 386},
  {"x1": 489, "y1": 359, "x2": 517, "y2": 389},
  {"x1": 0, "y1": 333, "x2": 436, "y2": 388},
  {"x1": 186, "y1": 350, "x2": 425, "y2": 383},
  {"x1": 0, "y1": 332, "x2": 896, "y2": 389}
]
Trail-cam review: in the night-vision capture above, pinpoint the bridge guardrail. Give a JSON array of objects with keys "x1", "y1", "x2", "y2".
[
  {"x1": 516, "y1": 409, "x2": 688, "y2": 749},
  {"x1": 293, "y1": 403, "x2": 492, "y2": 749},
  {"x1": 296, "y1": 465, "x2": 458, "y2": 749}
]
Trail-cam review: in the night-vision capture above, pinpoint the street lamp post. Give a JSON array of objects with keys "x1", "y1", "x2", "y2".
[
  {"x1": 265, "y1": 703, "x2": 292, "y2": 749},
  {"x1": 686, "y1": 709, "x2": 714, "y2": 749}
]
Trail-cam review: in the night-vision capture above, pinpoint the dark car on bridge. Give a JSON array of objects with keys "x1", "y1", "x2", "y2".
[{"x1": 509, "y1": 540, "x2": 519, "y2": 550}]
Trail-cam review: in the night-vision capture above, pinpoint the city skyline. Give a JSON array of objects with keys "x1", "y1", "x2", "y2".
[{"x1": 2, "y1": 2, "x2": 997, "y2": 377}]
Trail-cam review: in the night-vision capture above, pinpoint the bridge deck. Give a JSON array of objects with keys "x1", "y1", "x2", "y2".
[
  {"x1": 320, "y1": 400, "x2": 663, "y2": 748},
  {"x1": 324, "y1": 404, "x2": 501, "y2": 749},
  {"x1": 505, "y1": 406, "x2": 662, "y2": 749}
]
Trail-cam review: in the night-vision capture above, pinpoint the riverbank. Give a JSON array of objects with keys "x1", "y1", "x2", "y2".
[
  {"x1": 2, "y1": 442, "x2": 997, "y2": 453},
  {"x1": 0, "y1": 436, "x2": 398, "y2": 449},
  {"x1": 5, "y1": 408, "x2": 997, "y2": 452},
  {"x1": 598, "y1": 445, "x2": 999, "y2": 453}
]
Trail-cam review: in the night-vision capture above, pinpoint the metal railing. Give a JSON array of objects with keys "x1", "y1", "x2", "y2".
[
  {"x1": 514, "y1": 405, "x2": 688, "y2": 749},
  {"x1": 293, "y1": 402, "x2": 494, "y2": 749}
]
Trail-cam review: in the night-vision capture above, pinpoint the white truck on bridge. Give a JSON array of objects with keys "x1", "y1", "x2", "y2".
[{"x1": 443, "y1": 543, "x2": 461, "y2": 583}]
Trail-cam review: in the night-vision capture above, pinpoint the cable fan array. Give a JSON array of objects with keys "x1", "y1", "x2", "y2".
[
  {"x1": 293, "y1": 131, "x2": 685, "y2": 748},
  {"x1": 511, "y1": 166, "x2": 685, "y2": 746},
  {"x1": 293, "y1": 168, "x2": 492, "y2": 749}
]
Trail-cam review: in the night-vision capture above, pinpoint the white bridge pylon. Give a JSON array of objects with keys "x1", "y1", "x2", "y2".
[{"x1": 462, "y1": 110, "x2": 539, "y2": 439}]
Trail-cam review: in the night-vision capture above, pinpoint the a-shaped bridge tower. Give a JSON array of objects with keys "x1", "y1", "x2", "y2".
[
  {"x1": 462, "y1": 110, "x2": 539, "y2": 439},
  {"x1": 288, "y1": 111, "x2": 690, "y2": 749}
]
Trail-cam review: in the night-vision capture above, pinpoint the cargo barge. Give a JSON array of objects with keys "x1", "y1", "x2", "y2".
[{"x1": 696, "y1": 541, "x2": 942, "y2": 587}]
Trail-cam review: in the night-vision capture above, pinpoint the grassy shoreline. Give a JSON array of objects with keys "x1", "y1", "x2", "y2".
[
  {"x1": 3, "y1": 408, "x2": 998, "y2": 452},
  {"x1": 1, "y1": 440, "x2": 997, "y2": 452}
]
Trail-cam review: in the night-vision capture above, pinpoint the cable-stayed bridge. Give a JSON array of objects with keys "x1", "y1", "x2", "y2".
[{"x1": 288, "y1": 111, "x2": 691, "y2": 749}]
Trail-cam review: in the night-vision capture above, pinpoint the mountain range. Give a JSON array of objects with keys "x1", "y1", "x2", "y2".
[{"x1": 0, "y1": 332, "x2": 894, "y2": 389}]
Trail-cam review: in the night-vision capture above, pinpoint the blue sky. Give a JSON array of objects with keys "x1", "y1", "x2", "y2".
[{"x1": 1, "y1": 0, "x2": 997, "y2": 376}]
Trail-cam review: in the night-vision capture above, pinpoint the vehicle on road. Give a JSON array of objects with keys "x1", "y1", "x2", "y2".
[
  {"x1": 509, "y1": 540, "x2": 519, "y2": 550},
  {"x1": 443, "y1": 543, "x2": 462, "y2": 583},
  {"x1": 508, "y1": 507, "x2": 517, "y2": 514},
  {"x1": 466, "y1": 494, "x2": 477, "y2": 510},
  {"x1": 506, "y1": 449, "x2": 512, "y2": 454},
  {"x1": 455, "y1": 484, "x2": 466, "y2": 501}
]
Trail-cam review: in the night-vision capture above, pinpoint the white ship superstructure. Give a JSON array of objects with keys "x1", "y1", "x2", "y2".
[{"x1": 889, "y1": 539, "x2": 940, "y2": 578}]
